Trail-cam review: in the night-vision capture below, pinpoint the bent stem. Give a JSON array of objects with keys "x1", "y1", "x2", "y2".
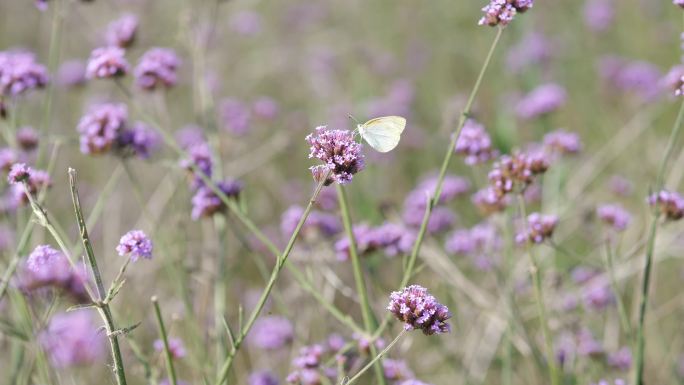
[
  {"x1": 516, "y1": 195, "x2": 559, "y2": 385},
  {"x1": 215, "y1": 175, "x2": 329, "y2": 385},
  {"x1": 152, "y1": 296, "x2": 178, "y2": 385},
  {"x1": 336, "y1": 184, "x2": 386, "y2": 385},
  {"x1": 68, "y1": 168, "x2": 128, "y2": 385},
  {"x1": 342, "y1": 330, "x2": 406, "y2": 385},
  {"x1": 635, "y1": 97, "x2": 684, "y2": 385}
]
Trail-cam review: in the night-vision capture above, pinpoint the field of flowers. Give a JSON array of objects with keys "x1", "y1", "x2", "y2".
[{"x1": 1, "y1": 1, "x2": 684, "y2": 385}]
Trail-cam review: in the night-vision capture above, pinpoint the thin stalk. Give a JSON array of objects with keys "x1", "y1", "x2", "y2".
[
  {"x1": 336, "y1": 185, "x2": 386, "y2": 385},
  {"x1": 603, "y1": 239, "x2": 632, "y2": 338},
  {"x1": 68, "y1": 169, "x2": 128, "y2": 385},
  {"x1": 152, "y1": 296, "x2": 178, "y2": 385},
  {"x1": 215, "y1": 176, "x2": 329, "y2": 385},
  {"x1": 342, "y1": 330, "x2": 406, "y2": 385},
  {"x1": 516, "y1": 195, "x2": 559, "y2": 385},
  {"x1": 635, "y1": 97, "x2": 684, "y2": 385}
]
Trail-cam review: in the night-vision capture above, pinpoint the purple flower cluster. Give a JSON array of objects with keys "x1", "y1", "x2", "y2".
[
  {"x1": 383, "y1": 359, "x2": 415, "y2": 381},
  {"x1": 445, "y1": 222, "x2": 501, "y2": 270},
  {"x1": 8, "y1": 164, "x2": 52, "y2": 206},
  {"x1": 40, "y1": 311, "x2": 105, "y2": 367},
  {"x1": 116, "y1": 229, "x2": 153, "y2": 261},
  {"x1": 249, "y1": 371, "x2": 280, "y2": 385},
  {"x1": 543, "y1": 129, "x2": 582, "y2": 155},
  {"x1": 220, "y1": 99, "x2": 252, "y2": 135},
  {"x1": 387, "y1": 285, "x2": 451, "y2": 335},
  {"x1": 607, "y1": 347, "x2": 632, "y2": 371},
  {"x1": 675, "y1": 0, "x2": 684, "y2": 8},
  {"x1": 662, "y1": 65, "x2": 684, "y2": 97},
  {"x1": 506, "y1": 32, "x2": 553, "y2": 74},
  {"x1": 17, "y1": 245, "x2": 87, "y2": 301},
  {"x1": 7, "y1": 162, "x2": 30, "y2": 184},
  {"x1": 335, "y1": 222, "x2": 416, "y2": 261},
  {"x1": 648, "y1": 190, "x2": 684, "y2": 220},
  {"x1": 77, "y1": 103, "x2": 127, "y2": 154},
  {"x1": 248, "y1": 316, "x2": 294, "y2": 350},
  {"x1": 472, "y1": 187, "x2": 509, "y2": 215},
  {"x1": 584, "y1": 0, "x2": 614, "y2": 32},
  {"x1": 134, "y1": 48, "x2": 181, "y2": 90},
  {"x1": 454, "y1": 119, "x2": 497, "y2": 165},
  {"x1": 488, "y1": 152, "x2": 547, "y2": 198},
  {"x1": 582, "y1": 278, "x2": 614, "y2": 311},
  {"x1": 306, "y1": 126, "x2": 365, "y2": 185},
  {"x1": 402, "y1": 174, "x2": 468, "y2": 233},
  {"x1": 191, "y1": 179, "x2": 243, "y2": 220},
  {"x1": 153, "y1": 337, "x2": 186, "y2": 359},
  {"x1": 516, "y1": 83, "x2": 567, "y2": 120},
  {"x1": 253, "y1": 97, "x2": 280, "y2": 120},
  {"x1": 280, "y1": 205, "x2": 341, "y2": 238},
  {"x1": 106, "y1": 14, "x2": 138, "y2": 48},
  {"x1": 115, "y1": 121, "x2": 160, "y2": 159},
  {"x1": 516, "y1": 213, "x2": 558, "y2": 244},
  {"x1": 597, "y1": 203, "x2": 631, "y2": 231},
  {"x1": 286, "y1": 344, "x2": 332, "y2": 385},
  {"x1": 479, "y1": 0, "x2": 534, "y2": 27},
  {"x1": 599, "y1": 56, "x2": 662, "y2": 100},
  {"x1": 86, "y1": 46, "x2": 129, "y2": 79},
  {"x1": 56, "y1": 60, "x2": 86, "y2": 87},
  {"x1": 16, "y1": 126, "x2": 39, "y2": 152},
  {"x1": 0, "y1": 50, "x2": 49, "y2": 97}
]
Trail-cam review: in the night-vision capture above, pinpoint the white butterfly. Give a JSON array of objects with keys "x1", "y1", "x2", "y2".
[{"x1": 357, "y1": 115, "x2": 407, "y2": 153}]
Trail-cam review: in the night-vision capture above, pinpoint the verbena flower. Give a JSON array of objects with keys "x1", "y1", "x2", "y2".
[
  {"x1": 116, "y1": 229, "x2": 153, "y2": 261},
  {"x1": 16, "y1": 126, "x2": 39, "y2": 152},
  {"x1": 516, "y1": 213, "x2": 558, "y2": 244},
  {"x1": 220, "y1": 98, "x2": 252, "y2": 135},
  {"x1": 106, "y1": 14, "x2": 138, "y2": 48},
  {"x1": 488, "y1": 153, "x2": 539, "y2": 197},
  {"x1": 134, "y1": 48, "x2": 181, "y2": 90},
  {"x1": 249, "y1": 371, "x2": 279, "y2": 385},
  {"x1": 607, "y1": 347, "x2": 632, "y2": 371},
  {"x1": 479, "y1": 0, "x2": 533, "y2": 27},
  {"x1": 306, "y1": 126, "x2": 365, "y2": 185},
  {"x1": 506, "y1": 32, "x2": 552, "y2": 74},
  {"x1": 584, "y1": 0, "x2": 614, "y2": 32},
  {"x1": 675, "y1": 0, "x2": 684, "y2": 8},
  {"x1": 0, "y1": 50, "x2": 49, "y2": 97},
  {"x1": 252, "y1": 97, "x2": 280, "y2": 120},
  {"x1": 648, "y1": 190, "x2": 684, "y2": 220},
  {"x1": 9, "y1": 166, "x2": 52, "y2": 205},
  {"x1": 56, "y1": 60, "x2": 86, "y2": 87},
  {"x1": 0, "y1": 148, "x2": 18, "y2": 172},
  {"x1": 597, "y1": 203, "x2": 631, "y2": 231},
  {"x1": 335, "y1": 222, "x2": 415, "y2": 261},
  {"x1": 280, "y1": 205, "x2": 341, "y2": 238},
  {"x1": 582, "y1": 278, "x2": 614, "y2": 311},
  {"x1": 515, "y1": 83, "x2": 566, "y2": 120},
  {"x1": 179, "y1": 141, "x2": 214, "y2": 188},
  {"x1": 77, "y1": 103, "x2": 128, "y2": 155},
  {"x1": 576, "y1": 328, "x2": 604, "y2": 357},
  {"x1": 383, "y1": 359, "x2": 414, "y2": 381},
  {"x1": 608, "y1": 175, "x2": 633, "y2": 196},
  {"x1": 229, "y1": 10, "x2": 263, "y2": 36},
  {"x1": 175, "y1": 125, "x2": 207, "y2": 149},
  {"x1": 191, "y1": 179, "x2": 243, "y2": 220},
  {"x1": 455, "y1": 119, "x2": 497, "y2": 165},
  {"x1": 248, "y1": 316, "x2": 294, "y2": 350},
  {"x1": 7, "y1": 163, "x2": 31, "y2": 184},
  {"x1": 115, "y1": 121, "x2": 159, "y2": 159},
  {"x1": 40, "y1": 311, "x2": 105, "y2": 367},
  {"x1": 543, "y1": 129, "x2": 582, "y2": 154},
  {"x1": 600, "y1": 56, "x2": 662, "y2": 100},
  {"x1": 398, "y1": 380, "x2": 433, "y2": 385},
  {"x1": 445, "y1": 222, "x2": 501, "y2": 270},
  {"x1": 472, "y1": 187, "x2": 508, "y2": 214},
  {"x1": 153, "y1": 337, "x2": 186, "y2": 359},
  {"x1": 387, "y1": 285, "x2": 451, "y2": 335},
  {"x1": 86, "y1": 47, "x2": 129, "y2": 79},
  {"x1": 18, "y1": 245, "x2": 71, "y2": 292}
]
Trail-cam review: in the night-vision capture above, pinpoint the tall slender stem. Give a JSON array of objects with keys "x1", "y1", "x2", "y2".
[
  {"x1": 215, "y1": 176, "x2": 328, "y2": 385},
  {"x1": 603, "y1": 239, "x2": 632, "y2": 337},
  {"x1": 68, "y1": 168, "x2": 128, "y2": 385},
  {"x1": 343, "y1": 330, "x2": 406, "y2": 385},
  {"x1": 152, "y1": 296, "x2": 178, "y2": 385},
  {"x1": 516, "y1": 195, "x2": 559, "y2": 385},
  {"x1": 336, "y1": 185, "x2": 386, "y2": 385},
  {"x1": 635, "y1": 97, "x2": 684, "y2": 385}
]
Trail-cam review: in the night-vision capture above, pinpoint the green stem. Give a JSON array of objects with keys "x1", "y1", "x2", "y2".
[
  {"x1": 635, "y1": 97, "x2": 684, "y2": 385},
  {"x1": 517, "y1": 195, "x2": 559, "y2": 385},
  {"x1": 343, "y1": 330, "x2": 406, "y2": 385},
  {"x1": 603, "y1": 239, "x2": 632, "y2": 338},
  {"x1": 214, "y1": 176, "x2": 329, "y2": 385},
  {"x1": 68, "y1": 169, "x2": 128, "y2": 385},
  {"x1": 336, "y1": 185, "x2": 386, "y2": 385},
  {"x1": 152, "y1": 296, "x2": 178, "y2": 385}
]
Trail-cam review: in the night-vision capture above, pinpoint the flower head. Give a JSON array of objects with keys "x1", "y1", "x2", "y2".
[
  {"x1": 86, "y1": 46, "x2": 129, "y2": 79},
  {"x1": 249, "y1": 371, "x2": 279, "y2": 385},
  {"x1": 116, "y1": 229, "x2": 153, "y2": 261},
  {"x1": 472, "y1": 187, "x2": 508, "y2": 214},
  {"x1": 488, "y1": 153, "x2": 538, "y2": 197},
  {"x1": 0, "y1": 50, "x2": 49, "y2": 97},
  {"x1": 18, "y1": 245, "x2": 72, "y2": 292},
  {"x1": 584, "y1": 0, "x2": 614, "y2": 32},
  {"x1": 16, "y1": 126, "x2": 39, "y2": 151},
  {"x1": 543, "y1": 130, "x2": 582, "y2": 154},
  {"x1": 134, "y1": 48, "x2": 181, "y2": 90},
  {"x1": 153, "y1": 337, "x2": 186, "y2": 359},
  {"x1": 455, "y1": 119, "x2": 497, "y2": 164},
  {"x1": 56, "y1": 60, "x2": 86, "y2": 87},
  {"x1": 597, "y1": 203, "x2": 631, "y2": 231},
  {"x1": 383, "y1": 359, "x2": 414, "y2": 381},
  {"x1": 40, "y1": 311, "x2": 105, "y2": 367},
  {"x1": 387, "y1": 285, "x2": 451, "y2": 335},
  {"x1": 106, "y1": 14, "x2": 138, "y2": 48},
  {"x1": 248, "y1": 316, "x2": 294, "y2": 350},
  {"x1": 8, "y1": 163, "x2": 31, "y2": 184},
  {"x1": 516, "y1": 213, "x2": 558, "y2": 244},
  {"x1": 446, "y1": 222, "x2": 501, "y2": 270},
  {"x1": 648, "y1": 190, "x2": 684, "y2": 220},
  {"x1": 479, "y1": 0, "x2": 534, "y2": 27},
  {"x1": 675, "y1": 0, "x2": 684, "y2": 8},
  {"x1": 516, "y1": 83, "x2": 567, "y2": 120},
  {"x1": 77, "y1": 103, "x2": 128, "y2": 155},
  {"x1": 115, "y1": 121, "x2": 159, "y2": 159},
  {"x1": 306, "y1": 126, "x2": 365, "y2": 185},
  {"x1": 220, "y1": 99, "x2": 252, "y2": 135},
  {"x1": 191, "y1": 179, "x2": 243, "y2": 220},
  {"x1": 607, "y1": 347, "x2": 632, "y2": 371}
]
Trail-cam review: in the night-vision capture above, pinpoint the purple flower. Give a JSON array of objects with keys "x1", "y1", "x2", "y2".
[
  {"x1": 383, "y1": 359, "x2": 414, "y2": 381},
  {"x1": 106, "y1": 14, "x2": 138, "y2": 48},
  {"x1": 175, "y1": 125, "x2": 207, "y2": 149},
  {"x1": 191, "y1": 179, "x2": 243, "y2": 220},
  {"x1": 607, "y1": 347, "x2": 632, "y2": 371},
  {"x1": 116, "y1": 229, "x2": 153, "y2": 261},
  {"x1": 77, "y1": 103, "x2": 128, "y2": 155},
  {"x1": 18, "y1": 245, "x2": 72, "y2": 292},
  {"x1": 134, "y1": 48, "x2": 181, "y2": 90},
  {"x1": 479, "y1": 0, "x2": 534, "y2": 27},
  {"x1": 249, "y1": 371, "x2": 280, "y2": 385},
  {"x1": 543, "y1": 129, "x2": 582, "y2": 154},
  {"x1": 590, "y1": 380, "x2": 626, "y2": 385},
  {"x1": 253, "y1": 97, "x2": 280, "y2": 120},
  {"x1": 115, "y1": 121, "x2": 159, "y2": 159},
  {"x1": 488, "y1": 153, "x2": 537, "y2": 197},
  {"x1": 597, "y1": 203, "x2": 631, "y2": 231},
  {"x1": 180, "y1": 142, "x2": 214, "y2": 187},
  {"x1": 515, "y1": 83, "x2": 567, "y2": 120},
  {"x1": 0, "y1": 148, "x2": 18, "y2": 172},
  {"x1": 608, "y1": 175, "x2": 633, "y2": 197},
  {"x1": 280, "y1": 205, "x2": 341, "y2": 238},
  {"x1": 16, "y1": 126, "x2": 39, "y2": 152},
  {"x1": 306, "y1": 126, "x2": 365, "y2": 185},
  {"x1": 40, "y1": 311, "x2": 105, "y2": 367},
  {"x1": 56, "y1": 60, "x2": 86, "y2": 87},
  {"x1": 661, "y1": 65, "x2": 684, "y2": 97},
  {"x1": 516, "y1": 213, "x2": 558, "y2": 244},
  {"x1": 86, "y1": 47, "x2": 129, "y2": 79},
  {"x1": 387, "y1": 285, "x2": 451, "y2": 335},
  {"x1": 248, "y1": 316, "x2": 294, "y2": 350},
  {"x1": 571, "y1": 266, "x2": 600, "y2": 284},
  {"x1": 8, "y1": 163, "x2": 30, "y2": 184},
  {"x1": 445, "y1": 222, "x2": 501, "y2": 270},
  {"x1": 398, "y1": 380, "x2": 433, "y2": 385},
  {"x1": 506, "y1": 32, "x2": 553, "y2": 73},
  {"x1": 576, "y1": 328, "x2": 604, "y2": 357},
  {"x1": 582, "y1": 279, "x2": 614, "y2": 311},
  {"x1": 455, "y1": 119, "x2": 497, "y2": 165},
  {"x1": 472, "y1": 187, "x2": 508, "y2": 215},
  {"x1": 220, "y1": 99, "x2": 252, "y2": 135},
  {"x1": 153, "y1": 337, "x2": 186, "y2": 359},
  {"x1": 584, "y1": 0, "x2": 614, "y2": 32},
  {"x1": 229, "y1": 11, "x2": 263, "y2": 36},
  {"x1": 335, "y1": 222, "x2": 416, "y2": 260},
  {"x1": 0, "y1": 50, "x2": 49, "y2": 97},
  {"x1": 9, "y1": 167, "x2": 52, "y2": 206},
  {"x1": 648, "y1": 190, "x2": 684, "y2": 220},
  {"x1": 675, "y1": 0, "x2": 684, "y2": 8}
]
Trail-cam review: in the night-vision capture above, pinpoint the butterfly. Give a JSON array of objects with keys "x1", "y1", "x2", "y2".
[{"x1": 356, "y1": 116, "x2": 406, "y2": 153}]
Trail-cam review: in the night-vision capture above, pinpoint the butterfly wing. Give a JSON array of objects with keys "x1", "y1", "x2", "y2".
[{"x1": 359, "y1": 116, "x2": 406, "y2": 153}]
